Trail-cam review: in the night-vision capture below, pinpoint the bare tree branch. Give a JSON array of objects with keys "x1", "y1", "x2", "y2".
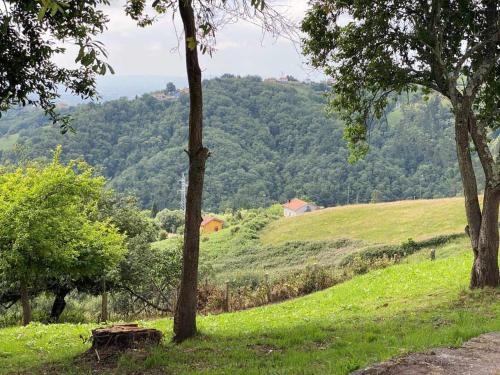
[{"x1": 121, "y1": 285, "x2": 172, "y2": 313}]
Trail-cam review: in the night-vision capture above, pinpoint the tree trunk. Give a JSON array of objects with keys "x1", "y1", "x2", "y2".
[
  {"x1": 454, "y1": 110, "x2": 482, "y2": 250},
  {"x1": 19, "y1": 279, "x2": 31, "y2": 326},
  {"x1": 470, "y1": 188, "x2": 500, "y2": 288},
  {"x1": 101, "y1": 278, "x2": 108, "y2": 322},
  {"x1": 50, "y1": 287, "x2": 70, "y2": 322},
  {"x1": 174, "y1": 0, "x2": 209, "y2": 343},
  {"x1": 454, "y1": 105, "x2": 500, "y2": 289}
]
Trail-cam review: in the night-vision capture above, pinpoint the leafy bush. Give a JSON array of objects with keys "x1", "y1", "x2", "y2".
[
  {"x1": 340, "y1": 233, "x2": 465, "y2": 266},
  {"x1": 158, "y1": 230, "x2": 168, "y2": 240},
  {"x1": 401, "y1": 238, "x2": 418, "y2": 252},
  {"x1": 155, "y1": 209, "x2": 185, "y2": 233}
]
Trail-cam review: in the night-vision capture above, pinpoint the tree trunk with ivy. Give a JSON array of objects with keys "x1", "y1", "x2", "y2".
[{"x1": 174, "y1": 0, "x2": 209, "y2": 343}]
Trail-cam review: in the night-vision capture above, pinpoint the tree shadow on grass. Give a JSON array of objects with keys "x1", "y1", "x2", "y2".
[{"x1": 30, "y1": 288, "x2": 500, "y2": 375}]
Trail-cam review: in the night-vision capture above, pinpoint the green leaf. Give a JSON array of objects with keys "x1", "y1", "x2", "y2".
[
  {"x1": 75, "y1": 46, "x2": 85, "y2": 63},
  {"x1": 38, "y1": 6, "x2": 48, "y2": 20}
]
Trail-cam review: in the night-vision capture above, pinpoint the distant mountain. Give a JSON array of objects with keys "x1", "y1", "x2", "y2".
[
  {"x1": 0, "y1": 75, "x2": 481, "y2": 211},
  {"x1": 57, "y1": 75, "x2": 188, "y2": 105}
]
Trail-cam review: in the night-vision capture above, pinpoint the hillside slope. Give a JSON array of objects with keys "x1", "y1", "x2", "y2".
[
  {"x1": 0, "y1": 76, "x2": 473, "y2": 211},
  {"x1": 261, "y1": 197, "x2": 468, "y2": 245},
  {"x1": 1, "y1": 249, "x2": 499, "y2": 374},
  {"x1": 153, "y1": 197, "x2": 471, "y2": 283}
]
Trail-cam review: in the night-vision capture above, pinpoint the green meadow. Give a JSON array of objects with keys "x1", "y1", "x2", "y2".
[
  {"x1": 1, "y1": 197, "x2": 499, "y2": 374},
  {"x1": 261, "y1": 197, "x2": 467, "y2": 245},
  {"x1": 1, "y1": 245, "x2": 499, "y2": 374},
  {"x1": 154, "y1": 198, "x2": 470, "y2": 282}
]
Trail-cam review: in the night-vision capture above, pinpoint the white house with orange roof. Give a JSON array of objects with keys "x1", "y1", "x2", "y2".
[{"x1": 282, "y1": 198, "x2": 319, "y2": 217}]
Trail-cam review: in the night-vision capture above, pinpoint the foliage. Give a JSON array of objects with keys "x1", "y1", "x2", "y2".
[
  {"x1": 78, "y1": 192, "x2": 181, "y2": 316},
  {"x1": 302, "y1": 0, "x2": 500, "y2": 159},
  {"x1": 116, "y1": 237, "x2": 182, "y2": 315},
  {"x1": 155, "y1": 197, "x2": 470, "y2": 285},
  {"x1": 302, "y1": 0, "x2": 500, "y2": 287},
  {"x1": 155, "y1": 209, "x2": 185, "y2": 233},
  {"x1": 0, "y1": 0, "x2": 113, "y2": 131},
  {"x1": 0, "y1": 147, "x2": 125, "y2": 305},
  {"x1": 401, "y1": 238, "x2": 418, "y2": 253},
  {"x1": 0, "y1": 77, "x2": 475, "y2": 211},
  {"x1": 340, "y1": 234, "x2": 465, "y2": 266}
]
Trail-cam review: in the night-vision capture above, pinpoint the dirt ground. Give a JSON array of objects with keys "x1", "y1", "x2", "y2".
[{"x1": 353, "y1": 332, "x2": 500, "y2": 375}]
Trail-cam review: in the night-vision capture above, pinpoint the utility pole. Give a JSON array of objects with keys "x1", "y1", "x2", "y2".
[{"x1": 179, "y1": 173, "x2": 187, "y2": 212}]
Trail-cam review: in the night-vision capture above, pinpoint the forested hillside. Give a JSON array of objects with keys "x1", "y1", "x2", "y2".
[{"x1": 0, "y1": 76, "x2": 475, "y2": 211}]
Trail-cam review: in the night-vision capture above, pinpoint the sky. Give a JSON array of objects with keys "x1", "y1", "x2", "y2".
[{"x1": 55, "y1": 0, "x2": 321, "y2": 81}]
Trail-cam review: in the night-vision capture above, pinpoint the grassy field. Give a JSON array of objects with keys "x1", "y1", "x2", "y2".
[
  {"x1": 1, "y1": 198, "x2": 499, "y2": 374},
  {"x1": 1, "y1": 244, "x2": 499, "y2": 374},
  {"x1": 152, "y1": 198, "x2": 471, "y2": 282},
  {"x1": 261, "y1": 197, "x2": 467, "y2": 245}
]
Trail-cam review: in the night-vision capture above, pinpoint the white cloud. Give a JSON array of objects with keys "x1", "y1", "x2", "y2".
[{"x1": 56, "y1": 0, "x2": 323, "y2": 79}]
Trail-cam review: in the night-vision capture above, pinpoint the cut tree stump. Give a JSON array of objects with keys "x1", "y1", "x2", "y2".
[{"x1": 90, "y1": 323, "x2": 162, "y2": 350}]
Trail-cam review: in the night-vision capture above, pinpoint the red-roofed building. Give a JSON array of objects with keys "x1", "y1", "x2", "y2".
[
  {"x1": 283, "y1": 198, "x2": 319, "y2": 217},
  {"x1": 200, "y1": 217, "x2": 224, "y2": 234}
]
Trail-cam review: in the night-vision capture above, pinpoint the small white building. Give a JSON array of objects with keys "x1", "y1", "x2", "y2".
[{"x1": 283, "y1": 198, "x2": 319, "y2": 217}]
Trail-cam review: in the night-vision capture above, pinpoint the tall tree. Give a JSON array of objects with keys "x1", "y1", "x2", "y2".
[
  {"x1": 125, "y1": 0, "x2": 292, "y2": 341},
  {"x1": 303, "y1": 0, "x2": 500, "y2": 288},
  {"x1": 0, "y1": 0, "x2": 112, "y2": 132},
  {"x1": 0, "y1": 147, "x2": 125, "y2": 325}
]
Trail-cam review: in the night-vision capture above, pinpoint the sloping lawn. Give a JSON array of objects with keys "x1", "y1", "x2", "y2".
[
  {"x1": 1, "y1": 249, "x2": 499, "y2": 374},
  {"x1": 261, "y1": 197, "x2": 468, "y2": 246}
]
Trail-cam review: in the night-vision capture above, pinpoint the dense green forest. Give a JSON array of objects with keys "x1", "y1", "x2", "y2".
[{"x1": 0, "y1": 76, "x2": 477, "y2": 211}]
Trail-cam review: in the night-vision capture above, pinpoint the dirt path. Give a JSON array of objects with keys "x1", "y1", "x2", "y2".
[{"x1": 352, "y1": 332, "x2": 500, "y2": 375}]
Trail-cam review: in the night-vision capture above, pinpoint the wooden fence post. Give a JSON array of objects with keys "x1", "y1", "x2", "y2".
[
  {"x1": 224, "y1": 280, "x2": 230, "y2": 312},
  {"x1": 264, "y1": 273, "x2": 272, "y2": 303},
  {"x1": 430, "y1": 248, "x2": 436, "y2": 261},
  {"x1": 101, "y1": 278, "x2": 108, "y2": 322}
]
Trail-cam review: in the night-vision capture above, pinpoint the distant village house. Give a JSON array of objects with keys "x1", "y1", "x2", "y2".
[
  {"x1": 283, "y1": 198, "x2": 319, "y2": 217},
  {"x1": 200, "y1": 217, "x2": 224, "y2": 234}
]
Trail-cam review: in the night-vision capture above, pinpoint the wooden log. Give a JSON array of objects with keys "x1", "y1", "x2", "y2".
[{"x1": 90, "y1": 324, "x2": 162, "y2": 350}]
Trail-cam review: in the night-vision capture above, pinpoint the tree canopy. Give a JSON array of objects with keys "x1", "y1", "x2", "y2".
[
  {"x1": 0, "y1": 76, "x2": 474, "y2": 211},
  {"x1": 302, "y1": 0, "x2": 500, "y2": 287},
  {"x1": 0, "y1": 0, "x2": 112, "y2": 131},
  {"x1": 0, "y1": 147, "x2": 125, "y2": 323}
]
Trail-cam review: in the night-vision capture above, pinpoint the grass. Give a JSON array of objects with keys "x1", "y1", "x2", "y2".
[
  {"x1": 261, "y1": 197, "x2": 468, "y2": 246},
  {"x1": 153, "y1": 198, "x2": 471, "y2": 283},
  {"x1": 1, "y1": 247, "x2": 499, "y2": 374},
  {"x1": 2, "y1": 197, "x2": 492, "y2": 374},
  {"x1": 406, "y1": 235, "x2": 470, "y2": 263}
]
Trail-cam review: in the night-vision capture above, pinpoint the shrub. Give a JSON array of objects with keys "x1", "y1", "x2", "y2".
[
  {"x1": 159, "y1": 230, "x2": 168, "y2": 240},
  {"x1": 155, "y1": 209, "x2": 185, "y2": 233},
  {"x1": 401, "y1": 238, "x2": 418, "y2": 252}
]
